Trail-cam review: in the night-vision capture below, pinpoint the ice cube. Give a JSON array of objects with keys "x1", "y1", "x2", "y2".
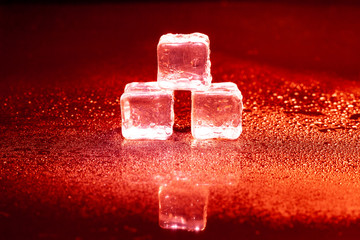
[
  {"x1": 191, "y1": 82, "x2": 243, "y2": 139},
  {"x1": 120, "y1": 82, "x2": 174, "y2": 140},
  {"x1": 157, "y1": 33, "x2": 212, "y2": 91},
  {"x1": 158, "y1": 180, "x2": 209, "y2": 231}
]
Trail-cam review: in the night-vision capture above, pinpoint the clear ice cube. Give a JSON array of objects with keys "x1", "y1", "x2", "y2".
[
  {"x1": 158, "y1": 180, "x2": 209, "y2": 231},
  {"x1": 120, "y1": 82, "x2": 174, "y2": 140},
  {"x1": 191, "y1": 82, "x2": 243, "y2": 139},
  {"x1": 157, "y1": 33, "x2": 212, "y2": 91}
]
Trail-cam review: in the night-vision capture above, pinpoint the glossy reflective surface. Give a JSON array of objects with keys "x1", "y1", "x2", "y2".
[
  {"x1": 1, "y1": 2, "x2": 360, "y2": 239},
  {"x1": 158, "y1": 179, "x2": 209, "y2": 231}
]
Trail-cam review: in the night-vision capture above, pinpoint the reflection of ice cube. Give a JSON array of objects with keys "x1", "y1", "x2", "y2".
[
  {"x1": 120, "y1": 82, "x2": 174, "y2": 140},
  {"x1": 157, "y1": 33, "x2": 212, "y2": 91},
  {"x1": 158, "y1": 180, "x2": 209, "y2": 231},
  {"x1": 192, "y1": 82, "x2": 243, "y2": 139}
]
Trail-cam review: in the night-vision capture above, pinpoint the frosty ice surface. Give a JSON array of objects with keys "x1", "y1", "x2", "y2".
[
  {"x1": 191, "y1": 82, "x2": 243, "y2": 139},
  {"x1": 157, "y1": 33, "x2": 212, "y2": 91},
  {"x1": 158, "y1": 180, "x2": 208, "y2": 231},
  {"x1": 120, "y1": 82, "x2": 174, "y2": 140}
]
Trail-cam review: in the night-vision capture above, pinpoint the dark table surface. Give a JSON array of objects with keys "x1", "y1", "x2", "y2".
[{"x1": 1, "y1": 2, "x2": 360, "y2": 239}]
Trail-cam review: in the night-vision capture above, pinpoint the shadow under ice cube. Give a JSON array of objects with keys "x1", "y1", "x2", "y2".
[
  {"x1": 158, "y1": 181, "x2": 209, "y2": 231},
  {"x1": 157, "y1": 33, "x2": 212, "y2": 91},
  {"x1": 120, "y1": 82, "x2": 174, "y2": 140},
  {"x1": 192, "y1": 82, "x2": 243, "y2": 139}
]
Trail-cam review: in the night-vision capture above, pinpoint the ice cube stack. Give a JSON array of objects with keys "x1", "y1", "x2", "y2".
[{"x1": 120, "y1": 33, "x2": 243, "y2": 140}]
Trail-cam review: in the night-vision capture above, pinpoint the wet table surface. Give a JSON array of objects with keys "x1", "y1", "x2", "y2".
[{"x1": 1, "y1": 2, "x2": 360, "y2": 239}]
